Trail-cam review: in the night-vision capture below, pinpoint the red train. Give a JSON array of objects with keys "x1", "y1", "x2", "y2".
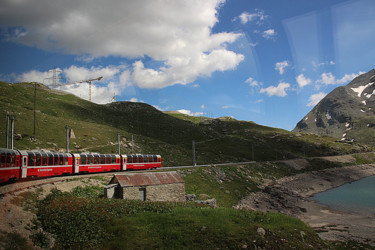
[{"x1": 0, "y1": 148, "x2": 161, "y2": 183}]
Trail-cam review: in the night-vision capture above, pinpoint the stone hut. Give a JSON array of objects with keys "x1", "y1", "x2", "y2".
[{"x1": 105, "y1": 171, "x2": 185, "y2": 202}]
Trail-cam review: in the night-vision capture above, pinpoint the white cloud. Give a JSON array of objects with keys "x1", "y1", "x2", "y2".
[
  {"x1": 307, "y1": 92, "x2": 327, "y2": 107},
  {"x1": 201, "y1": 104, "x2": 205, "y2": 109},
  {"x1": 128, "y1": 97, "x2": 139, "y2": 102},
  {"x1": 222, "y1": 106, "x2": 230, "y2": 109},
  {"x1": 260, "y1": 82, "x2": 290, "y2": 97},
  {"x1": 245, "y1": 77, "x2": 259, "y2": 87},
  {"x1": 16, "y1": 70, "x2": 51, "y2": 83},
  {"x1": 296, "y1": 73, "x2": 312, "y2": 88},
  {"x1": 238, "y1": 9, "x2": 267, "y2": 25},
  {"x1": 152, "y1": 105, "x2": 165, "y2": 111},
  {"x1": 317, "y1": 72, "x2": 336, "y2": 85},
  {"x1": 63, "y1": 65, "x2": 122, "y2": 83},
  {"x1": 317, "y1": 71, "x2": 365, "y2": 85},
  {"x1": 2, "y1": 0, "x2": 244, "y2": 89},
  {"x1": 132, "y1": 49, "x2": 244, "y2": 89},
  {"x1": 16, "y1": 65, "x2": 130, "y2": 104},
  {"x1": 337, "y1": 72, "x2": 365, "y2": 84},
  {"x1": 275, "y1": 61, "x2": 289, "y2": 75},
  {"x1": 263, "y1": 29, "x2": 276, "y2": 40},
  {"x1": 177, "y1": 109, "x2": 203, "y2": 116}
]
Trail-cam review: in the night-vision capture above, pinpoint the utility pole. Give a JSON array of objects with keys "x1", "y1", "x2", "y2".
[
  {"x1": 118, "y1": 133, "x2": 121, "y2": 155},
  {"x1": 131, "y1": 135, "x2": 134, "y2": 154},
  {"x1": 46, "y1": 68, "x2": 63, "y2": 86},
  {"x1": 5, "y1": 115, "x2": 9, "y2": 148},
  {"x1": 10, "y1": 116, "x2": 14, "y2": 150},
  {"x1": 65, "y1": 125, "x2": 70, "y2": 153},
  {"x1": 252, "y1": 144, "x2": 254, "y2": 161},
  {"x1": 192, "y1": 140, "x2": 196, "y2": 166},
  {"x1": 33, "y1": 83, "x2": 36, "y2": 138}
]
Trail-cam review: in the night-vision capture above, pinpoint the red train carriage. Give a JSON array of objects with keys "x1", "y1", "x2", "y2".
[
  {"x1": 0, "y1": 148, "x2": 21, "y2": 182},
  {"x1": 19, "y1": 150, "x2": 73, "y2": 178},
  {"x1": 125, "y1": 154, "x2": 161, "y2": 170},
  {"x1": 74, "y1": 153, "x2": 121, "y2": 173},
  {"x1": 0, "y1": 148, "x2": 162, "y2": 184}
]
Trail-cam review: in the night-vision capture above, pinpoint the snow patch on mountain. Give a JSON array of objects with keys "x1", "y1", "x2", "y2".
[{"x1": 351, "y1": 82, "x2": 374, "y2": 97}]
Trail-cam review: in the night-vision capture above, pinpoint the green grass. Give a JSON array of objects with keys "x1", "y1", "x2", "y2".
[{"x1": 35, "y1": 189, "x2": 327, "y2": 249}]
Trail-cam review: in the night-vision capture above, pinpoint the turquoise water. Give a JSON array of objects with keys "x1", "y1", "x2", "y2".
[{"x1": 313, "y1": 175, "x2": 375, "y2": 215}]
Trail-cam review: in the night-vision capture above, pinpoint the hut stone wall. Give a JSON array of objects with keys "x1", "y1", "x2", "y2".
[{"x1": 122, "y1": 182, "x2": 185, "y2": 202}]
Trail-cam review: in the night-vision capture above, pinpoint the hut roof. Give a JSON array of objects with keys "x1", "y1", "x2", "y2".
[{"x1": 111, "y1": 171, "x2": 184, "y2": 187}]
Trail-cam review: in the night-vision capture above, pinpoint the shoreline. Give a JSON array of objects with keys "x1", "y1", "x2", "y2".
[{"x1": 236, "y1": 164, "x2": 375, "y2": 245}]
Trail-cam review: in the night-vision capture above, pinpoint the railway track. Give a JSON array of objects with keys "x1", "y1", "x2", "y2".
[{"x1": 0, "y1": 161, "x2": 256, "y2": 196}]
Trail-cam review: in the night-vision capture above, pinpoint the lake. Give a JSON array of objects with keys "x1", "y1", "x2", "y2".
[{"x1": 313, "y1": 175, "x2": 375, "y2": 215}]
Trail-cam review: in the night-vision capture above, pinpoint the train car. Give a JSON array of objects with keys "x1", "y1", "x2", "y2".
[
  {"x1": 0, "y1": 148, "x2": 21, "y2": 182},
  {"x1": 125, "y1": 154, "x2": 161, "y2": 170},
  {"x1": 18, "y1": 150, "x2": 73, "y2": 179},
  {"x1": 0, "y1": 148, "x2": 162, "y2": 184},
  {"x1": 74, "y1": 153, "x2": 121, "y2": 173}
]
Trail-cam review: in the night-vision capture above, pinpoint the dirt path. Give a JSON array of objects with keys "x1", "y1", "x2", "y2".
[{"x1": 236, "y1": 164, "x2": 375, "y2": 245}]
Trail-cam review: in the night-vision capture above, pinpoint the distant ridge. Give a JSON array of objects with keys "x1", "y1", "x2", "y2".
[{"x1": 293, "y1": 69, "x2": 375, "y2": 145}]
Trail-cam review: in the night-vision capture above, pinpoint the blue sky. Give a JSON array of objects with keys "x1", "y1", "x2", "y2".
[{"x1": 0, "y1": 0, "x2": 374, "y2": 131}]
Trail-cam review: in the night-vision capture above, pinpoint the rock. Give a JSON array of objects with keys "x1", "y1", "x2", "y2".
[
  {"x1": 257, "y1": 227, "x2": 266, "y2": 237},
  {"x1": 199, "y1": 194, "x2": 210, "y2": 200},
  {"x1": 300, "y1": 230, "x2": 305, "y2": 239},
  {"x1": 15, "y1": 134, "x2": 22, "y2": 140},
  {"x1": 194, "y1": 198, "x2": 217, "y2": 207},
  {"x1": 186, "y1": 194, "x2": 196, "y2": 201}
]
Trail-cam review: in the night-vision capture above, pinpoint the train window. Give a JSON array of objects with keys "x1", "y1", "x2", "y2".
[
  {"x1": 112, "y1": 156, "x2": 116, "y2": 164},
  {"x1": 81, "y1": 155, "x2": 86, "y2": 165},
  {"x1": 94, "y1": 155, "x2": 99, "y2": 164},
  {"x1": 153, "y1": 156, "x2": 157, "y2": 162},
  {"x1": 42, "y1": 155, "x2": 47, "y2": 166},
  {"x1": 100, "y1": 155, "x2": 105, "y2": 164},
  {"x1": 0, "y1": 153, "x2": 5, "y2": 165},
  {"x1": 65, "y1": 157, "x2": 69, "y2": 165},
  {"x1": 48, "y1": 155, "x2": 54, "y2": 165},
  {"x1": 59, "y1": 154, "x2": 64, "y2": 165},
  {"x1": 6, "y1": 153, "x2": 11, "y2": 164},
  {"x1": 11, "y1": 154, "x2": 16, "y2": 167},
  {"x1": 107, "y1": 155, "x2": 111, "y2": 164},
  {"x1": 53, "y1": 154, "x2": 59, "y2": 165},
  {"x1": 35, "y1": 153, "x2": 41, "y2": 166},
  {"x1": 88, "y1": 155, "x2": 93, "y2": 164},
  {"x1": 28, "y1": 153, "x2": 35, "y2": 166}
]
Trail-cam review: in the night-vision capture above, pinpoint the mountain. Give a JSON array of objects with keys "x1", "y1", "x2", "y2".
[
  {"x1": 293, "y1": 69, "x2": 375, "y2": 145},
  {"x1": 0, "y1": 81, "x2": 371, "y2": 167}
]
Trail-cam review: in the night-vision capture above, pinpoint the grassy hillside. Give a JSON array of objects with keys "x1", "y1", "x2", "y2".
[{"x1": 0, "y1": 81, "x2": 372, "y2": 167}]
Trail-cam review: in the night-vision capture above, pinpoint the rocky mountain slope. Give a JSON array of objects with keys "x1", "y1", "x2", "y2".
[{"x1": 293, "y1": 69, "x2": 375, "y2": 145}]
